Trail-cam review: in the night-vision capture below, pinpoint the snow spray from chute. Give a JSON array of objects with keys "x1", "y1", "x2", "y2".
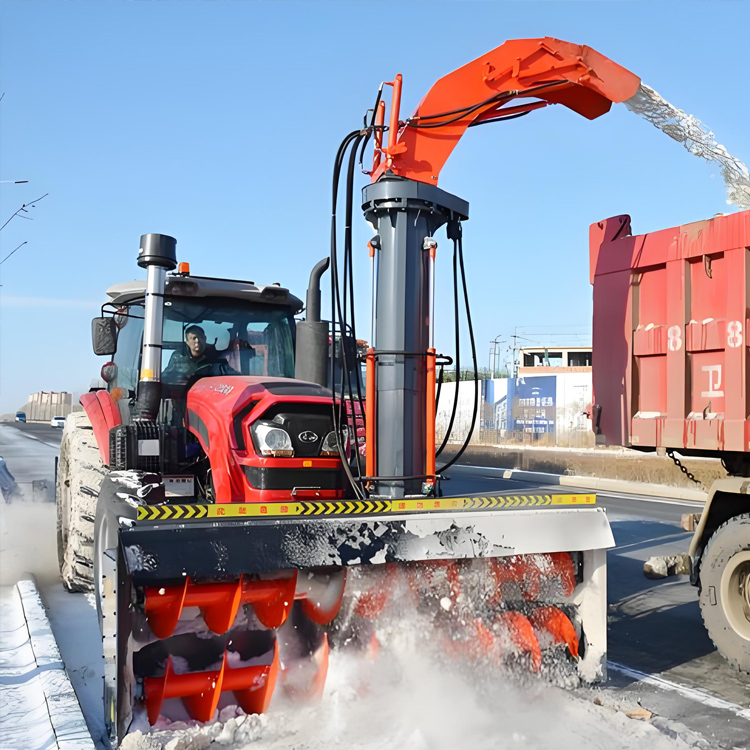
[{"x1": 624, "y1": 84, "x2": 750, "y2": 210}]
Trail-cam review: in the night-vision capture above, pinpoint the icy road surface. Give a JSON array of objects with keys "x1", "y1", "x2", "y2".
[{"x1": 0, "y1": 423, "x2": 738, "y2": 749}]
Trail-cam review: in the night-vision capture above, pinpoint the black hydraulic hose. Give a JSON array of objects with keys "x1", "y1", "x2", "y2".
[
  {"x1": 330, "y1": 132, "x2": 358, "y2": 415},
  {"x1": 468, "y1": 111, "x2": 531, "y2": 128},
  {"x1": 435, "y1": 239, "x2": 461, "y2": 458},
  {"x1": 331, "y1": 134, "x2": 356, "y2": 437},
  {"x1": 358, "y1": 84, "x2": 385, "y2": 170},
  {"x1": 330, "y1": 131, "x2": 367, "y2": 499},
  {"x1": 406, "y1": 90, "x2": 515, "y2": 123},
  {"x1": 438, "y1": 233, "x2": 479, "y2": 474},
  {"x1": 405, "y1": 81, "x2": 565, "y2": 130},
  {"x1": 341, "y1": 132, "x2": 366, "y2": 482},
  {"x1": 345, "y1": 144, "x2": 368, "y2": 468}
]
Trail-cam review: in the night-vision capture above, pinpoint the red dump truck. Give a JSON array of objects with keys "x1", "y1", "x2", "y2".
[{"x1": 591, "y1": 208, "x2": 750, "y2": 672}]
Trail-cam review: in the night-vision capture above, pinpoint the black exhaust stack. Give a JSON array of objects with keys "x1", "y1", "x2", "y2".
[{"x1": 295, "y1": 257, "x2": 330, "y2": 387}]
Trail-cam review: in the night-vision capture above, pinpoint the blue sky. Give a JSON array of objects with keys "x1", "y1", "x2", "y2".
[{"x1": 1, "y1": 0, "x2": 748, "y2": 412}]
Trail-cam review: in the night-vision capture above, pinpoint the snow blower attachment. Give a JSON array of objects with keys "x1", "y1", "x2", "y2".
[{"x1": 79, "y1": 36, "x2": 640, "y2": 746}]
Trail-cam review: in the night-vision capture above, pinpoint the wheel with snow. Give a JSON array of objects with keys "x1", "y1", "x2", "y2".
[
  {"x1": 698, "y1": 513, "x2": 750, "y2": 673},
  {"x1": 56, "y1": 413, "x2": 107, "y2": 592}
]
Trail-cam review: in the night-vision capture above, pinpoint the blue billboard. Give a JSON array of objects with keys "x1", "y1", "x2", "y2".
[{"x1": 506, "y1": 375, "x2": 556, "y2": 435}]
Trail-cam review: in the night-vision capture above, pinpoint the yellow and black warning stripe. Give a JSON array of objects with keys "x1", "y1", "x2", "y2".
[{"x1": 136, "y1": 493, "x2": 595, "y2": 522}]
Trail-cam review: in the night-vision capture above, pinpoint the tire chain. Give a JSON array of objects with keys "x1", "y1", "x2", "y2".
[{"x1": 666, "y1": 449, "x2": 705, "y2": 489}]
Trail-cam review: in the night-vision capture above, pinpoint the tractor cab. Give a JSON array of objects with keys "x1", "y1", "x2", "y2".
[{"x1": 98, "y1": 273, "x2": 302, "y2": 424}]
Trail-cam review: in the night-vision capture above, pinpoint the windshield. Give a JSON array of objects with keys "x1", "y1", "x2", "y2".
[{"x1": 161, "y1": 297, "x2": 296, "y2": 385}]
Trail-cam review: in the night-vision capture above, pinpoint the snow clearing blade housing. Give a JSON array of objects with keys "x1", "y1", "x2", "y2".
[{"x1": 96, "y1": 472, "x2": 613, "y2": 743}]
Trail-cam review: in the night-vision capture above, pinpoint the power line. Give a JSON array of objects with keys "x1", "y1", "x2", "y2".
[
  {"x1": 0, "y1": 241, "x2": 28, "y2": 266},
  {"x1": 0, "y1": 192, "x2": 49, "y2": 233}
]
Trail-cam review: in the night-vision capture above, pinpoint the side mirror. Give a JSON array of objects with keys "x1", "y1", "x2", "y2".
[{"x1": 92, "y1": 317, "x2": 118, "y2": 356}]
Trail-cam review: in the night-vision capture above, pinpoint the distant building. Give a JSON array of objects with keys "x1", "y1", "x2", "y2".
[
  {"x1": 519, "y1": 346, "x2": 592, "y2": 373},
  {"x1": 437, "y1": 345, "x2": 594, "y2": 447},
  {"x1": 19, "y1": 391, "x2": 80, "y2": 421}
]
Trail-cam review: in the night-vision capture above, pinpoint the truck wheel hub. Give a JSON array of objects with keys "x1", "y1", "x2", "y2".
[{"x1": 720, "y1": 550, "x2": 750, "y2": 640}]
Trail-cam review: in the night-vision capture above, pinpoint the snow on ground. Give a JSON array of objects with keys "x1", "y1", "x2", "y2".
[{"x1": 119, "y1": 647, "x2": 699, "y2": 750}]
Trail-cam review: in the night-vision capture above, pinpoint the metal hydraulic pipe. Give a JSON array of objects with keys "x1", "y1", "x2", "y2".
[{"x1": 368, "y1": 236, "x2": 380, "y2": 348}]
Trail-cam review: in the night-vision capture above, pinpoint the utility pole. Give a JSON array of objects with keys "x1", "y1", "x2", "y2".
[{"x1": 489, "y1": 335, "x2": 504, "y2": 378}]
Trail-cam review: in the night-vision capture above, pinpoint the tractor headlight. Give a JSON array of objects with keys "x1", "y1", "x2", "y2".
[
  {"x1": 253, "y1": 423, "x2": 294, "y2": 457},
  {"x1": 320, "y1": 430, "x2": 346, "y2": 457}
]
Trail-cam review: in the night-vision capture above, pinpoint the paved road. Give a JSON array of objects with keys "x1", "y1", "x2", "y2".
[
  {"x1": 1, "y1": 422, "x2": 748, "y2": 748},
  {"x1": 1, "y1": 420, "x2": 64, "y2": 446}
]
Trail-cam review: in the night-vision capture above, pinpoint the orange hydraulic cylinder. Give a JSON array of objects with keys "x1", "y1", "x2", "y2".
[
  {"x1": 425, "y1": 348, "x2": 436, "y2": 484},
  {"x1": 386, "y1": 74, "x2": 403, "y2": 163},
  {"x1": 365, "y1": 348, "x2": 376, "y2": 479},
  {"x1": 373, "y1": 101, "x2": 385, "y2": 172}
]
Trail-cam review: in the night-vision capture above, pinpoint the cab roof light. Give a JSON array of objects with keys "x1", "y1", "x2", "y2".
[{"x1": 177, "y1": 261, "x2": 190, "y2": 275}]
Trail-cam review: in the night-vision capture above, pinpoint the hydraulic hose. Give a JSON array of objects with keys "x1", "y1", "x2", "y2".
[
  {"x1": 330, "y1": 130, "x2": 367, "y2": 499},
  {"x1": 435, "y1": 239, "x2": 462, "y2": 458},
  {"x1": 438, "y1": 232, "x2": 479, "y2": 474}
]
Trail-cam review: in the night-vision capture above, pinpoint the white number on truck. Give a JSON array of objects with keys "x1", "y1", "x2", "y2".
[
  {"x1": 668, "y1": 325, "x2": 682, "y2": 351},
  {"x1": 727, "y1": 320, "x2": 743, "y2": 348}
]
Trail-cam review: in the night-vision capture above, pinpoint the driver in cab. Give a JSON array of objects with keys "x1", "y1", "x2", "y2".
[{"x1": 163, "y1": 325, "x2": 237, "y2": 384}]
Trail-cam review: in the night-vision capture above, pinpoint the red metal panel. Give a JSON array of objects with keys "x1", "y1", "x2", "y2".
[
  {"x1": 591, "y1": 210, "x2": 750, "y2": 454},
  {"x1": 79, "y1": 391, "x2": 121, "y2": 466},
  {"x1": 185, "y1": 376, "x2": 345, "y2": 503}
]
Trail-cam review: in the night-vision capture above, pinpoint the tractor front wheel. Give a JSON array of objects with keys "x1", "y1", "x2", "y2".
[{"x1": 56, "y1": 413, "x2": 106, "y2": 592}]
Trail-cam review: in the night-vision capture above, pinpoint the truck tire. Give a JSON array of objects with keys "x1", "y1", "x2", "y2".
[
  {"x1": 698, "y1": 513, "x2": 750, "y2": 673},
  {"x1": 56, "y1": 413, "x2": 107, "y2": 592}
]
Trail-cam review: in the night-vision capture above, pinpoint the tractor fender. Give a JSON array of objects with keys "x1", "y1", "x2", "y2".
[
  {"x1": 688, "y1": 476, "x2": 750, "y2": 583},
  {"x1": 79, "y1": 390, "x2": 122, "y2": 466}
]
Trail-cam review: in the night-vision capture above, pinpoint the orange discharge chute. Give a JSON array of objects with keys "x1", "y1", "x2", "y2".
[{"x1": 372, "y1": 36, "x2": 641, "y2": 186}]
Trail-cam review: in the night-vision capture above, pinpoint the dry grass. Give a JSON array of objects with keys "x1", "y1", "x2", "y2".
[{"x1": 442, "y1": 445, "x2": 725, "y2": 488}]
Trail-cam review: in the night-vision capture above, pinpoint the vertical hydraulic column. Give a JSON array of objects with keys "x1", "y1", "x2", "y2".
[{"x1": 362, "y1": 176, "x2": 468, "y2": 498}]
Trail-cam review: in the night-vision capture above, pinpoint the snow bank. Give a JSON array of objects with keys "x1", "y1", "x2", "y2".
[{"x1": 0, "y1": 577, "x2": 94, "y2": 749}]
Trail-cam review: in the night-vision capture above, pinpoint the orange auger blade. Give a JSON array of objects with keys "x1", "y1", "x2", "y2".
[
  {"x1": 299, "y1": 569, "x2": 347, "y2": 625},
  {"x1": 489, "y1": 553, "x2": 577, "y2": 603},
  {"x1": 281, "y1": 634, "x2": 330, "y2": 702},
  {"x1": 529, "y1": 606, "x2": 580, "y2": 659},
  {"x1": 495, "y1": 611, "x2": 542, "y2": 672},
  {"x1": 144, "y1": 574, "x2": 297, "y2": 638},
  {"x1": 143, "y1": 642, "x2": 279, "y2": 724},
  {"x1": 373, "y1": 37, "x2": 641, "y2": 186},
  {"x1": 489, "y1": 556, "x2": 543, "y2": 602},
  {"x1": 352, "y1": 563, "x2": 400, "y2": 619},
  {"x1": 548, "y1": 552, "x2": 577, "y2": 598}
]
